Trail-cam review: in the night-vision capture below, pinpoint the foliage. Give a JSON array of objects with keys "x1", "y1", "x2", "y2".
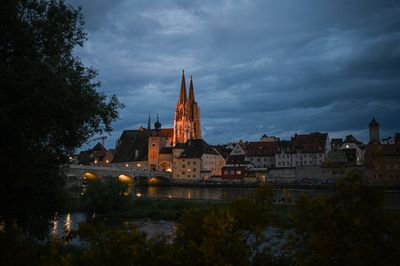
[
  {"x1": 287, "y1": 171, "x2": 400, "y2": 266},
  {"x1": 1, "y1": 178, "x2": 400, "y2": 265},
  {"x1": 175, "y1": 206, "x2": 251, "y2": 266},
  {"x1": 81, "y1": 178, "x2": 129, "y2": 214},
  {"x1": 0, "y1": 0, "x2": 122, "y2": 237}
]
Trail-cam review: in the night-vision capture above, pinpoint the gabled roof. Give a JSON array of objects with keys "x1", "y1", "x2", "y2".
[
  {"x1": 160, "y1": 128, "x2": 173, "y2": 139},
  {"x1": 245, "y1": 141, "x2": 278, "y2": 157},
  {"x1": 112, "y1": 130, "x2": 150, "y2": 163},
  {"x1": 366, "y1": 143, "x2": 400, "y2": 157},
  {"x1": 343, "y1": 135, "x2": 363, "y2": 146},
  {"x1": 178, "y1": 139, "x2": 220, "y2": 158},
  {"x1": 331, "y1": 138, "x2": 343, "y2": 147},
  {"x1": 92, "y1": 142, "x2": 106, "y2": 151},
  {"x1": 292, "y1": 132, "x2": 328, "y2": 153},
  {"x1": 213, "y1": 145, "x2": 231, "y2": 159}
]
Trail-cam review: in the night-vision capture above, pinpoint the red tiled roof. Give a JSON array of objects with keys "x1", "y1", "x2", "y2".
[
  {"x1": 160, "y1": 128, "x2": 173, "y2": 138},
  {"x1": 245, "y1": 141, "x2": 278, "y2": 157},
  {"x1": 292, "y1": 133, "x2": 327, "y2": 153}
]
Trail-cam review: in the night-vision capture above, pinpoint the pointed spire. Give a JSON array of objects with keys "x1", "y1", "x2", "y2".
[
  {"x1": 154, "y1": 113, "x2": 161, "y2": 132},
  {"x1": 188, "y1": 74, "x2": 195, "y2": 103},
  {"x1": 147, "y1": 113, "x2": 151, "y2": 130},
  {"x1": 179, "y1": 70, "x2": 187, "y2": 103}
]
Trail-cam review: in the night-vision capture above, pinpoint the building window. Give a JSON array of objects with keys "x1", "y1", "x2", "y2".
[{"x1": 193, "y1": 168, "x2": 196, "y2": 172}]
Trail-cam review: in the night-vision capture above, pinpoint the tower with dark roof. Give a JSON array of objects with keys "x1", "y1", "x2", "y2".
[
  {"x1": 173, "y1": 71, "x2": 202, "y2": 146},
  {"x1": 369, "y1": 117, "x2": 380, "y2": 143}
]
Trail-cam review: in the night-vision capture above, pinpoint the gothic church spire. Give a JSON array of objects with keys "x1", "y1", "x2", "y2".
[
  {"x1": 188, "y1": 74, "x2": 195, "y2": 103},
  {"x1": 179, "y1": 70, "x2": 187, "y2": 103}
]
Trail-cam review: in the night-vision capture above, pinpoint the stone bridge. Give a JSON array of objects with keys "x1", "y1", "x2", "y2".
[{"x1": 63, "y1": 164, "x2": 172, "y2": 183}]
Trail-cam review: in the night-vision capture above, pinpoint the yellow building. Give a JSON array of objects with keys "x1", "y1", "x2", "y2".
[{"x1": 172, "y1": 139, "x2": 225, "y2": 181}]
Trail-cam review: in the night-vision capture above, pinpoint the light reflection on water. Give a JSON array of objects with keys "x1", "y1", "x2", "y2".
[
  {"x1": 50, "y1": 212, "x2": 86, "y2": 240},
  {"x1": 50, "y1": 213, "x2": 176, "y2": 242},
  {"x1": 0, "y1": 221, "x2": 6, "y2": 233}
]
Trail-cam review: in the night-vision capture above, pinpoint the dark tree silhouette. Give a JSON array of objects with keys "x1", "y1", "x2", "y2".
[{"x1": 0, "y1": 0, "x2": 123, "y2": 237}]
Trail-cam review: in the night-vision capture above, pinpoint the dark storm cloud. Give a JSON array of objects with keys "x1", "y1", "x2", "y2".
[{"x1": 66, "y1": 0, "x2": 400, "y2": 149}]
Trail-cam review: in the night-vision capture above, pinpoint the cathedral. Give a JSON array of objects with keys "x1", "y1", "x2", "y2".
[{"x1": 173, "y1": 70, "x2": 202, "y2": 146}]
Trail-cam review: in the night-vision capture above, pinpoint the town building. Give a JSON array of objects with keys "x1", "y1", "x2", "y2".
[
  {"x1": 260, "y1": 134, "x2": 280, "y2": 142},
  {"x1": 290, "y1": 132, "x2": 329, "y2": 167},
  {"x1": 111, "y1": 127, "x2": 152, "y2": 170},
  {"x1": 246, "y1": 141, "x2": 278, "y2": 169},
  {"x1": 77, "y1": 142, "x2": 115, "y2": 167},
  {"x1": 172, "y1": 139, "x2": 225, "y2": 181},
  {"x1": 222, "y1": 142, "x2": 250, "y2": 180},
  {"x1": 338, "y1": 135, "x2": 366, "y2": 165},
  {"x1": 365, "y1": 132, "x2": 400, "y2": 184},
  {"x1": 275, "y1": 140, "x2": 293, "y2": 168}
]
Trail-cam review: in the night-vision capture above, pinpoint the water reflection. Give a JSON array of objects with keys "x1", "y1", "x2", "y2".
[
  {"x1": 51, "y1": 214, "x2": 58, "y2": 238},
  {"x1": 133, "y1": 186, "x2": 400, "y2": 207},
  {"x1": 64, "y1": 213, "x2": 72, "y2": 236},
  {"x1": 0, "y1": 221, "x2": 5, "y2": 233},
  {"x1": 50, "y1": 212, "x2": 86, "y2": 240}
]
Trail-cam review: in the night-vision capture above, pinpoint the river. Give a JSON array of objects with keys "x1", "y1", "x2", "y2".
[
  {"x1": 133, "y1": 186, "x2": 400, "y2": 208},
  {"x1": 51, "y1": 186, "x2": 399, "y2": 242}
]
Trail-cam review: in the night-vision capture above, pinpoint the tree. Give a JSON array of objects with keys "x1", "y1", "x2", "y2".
[
  {"x1": 0, "y1": 0, "x2": 123, "y2": 237},
  {"x1": 175, "y1": 206, "x2": 251, "y2": 266},
  {"x1": 287, "y1": 171, "x2": 400, "y2": 266},
  {"x1": 81, "y1": 178, "x2": 130, "y2": 214}
]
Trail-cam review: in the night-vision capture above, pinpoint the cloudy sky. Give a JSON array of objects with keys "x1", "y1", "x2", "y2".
[{"x1": 66, "y1": 0, "x2": 400, "y2": 149}]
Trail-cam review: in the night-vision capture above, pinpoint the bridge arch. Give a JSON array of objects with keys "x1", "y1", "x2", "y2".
[
  {"x1": 148, "y1": 176, "x2": 171, "y2": 184},
  {"x1": 118, "y1": 174, "x2": 133, "y2": 183},
  {"x1": 82, "y1": 171, "x2": 97, "y2": 181},
  {"x1": 159, "y1": 160, "x2": 172, "y2": 172}
]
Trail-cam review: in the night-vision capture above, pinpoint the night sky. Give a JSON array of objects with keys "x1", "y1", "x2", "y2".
[{"x1": 66, "y1": 0, "x2": 400, "y2": 150}]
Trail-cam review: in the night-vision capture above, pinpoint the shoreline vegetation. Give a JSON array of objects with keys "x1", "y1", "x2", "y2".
[
  {"x1": 134, "y1": 181, "x2": 400, "y2": 191},
  {"x1": 3, "y1": 172, "x2": 400, "y2": 265},
  {"x1": 63, "y1": 179, "x2": 399, "y2": 224}
]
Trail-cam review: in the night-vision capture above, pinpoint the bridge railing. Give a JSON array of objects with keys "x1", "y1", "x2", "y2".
[{"x1": 65, "y1": 164, "x2": 171, "y2": 177}]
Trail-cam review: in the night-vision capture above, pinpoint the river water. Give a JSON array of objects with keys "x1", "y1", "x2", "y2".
[
  {"x1": 133, "y1": 186, "x2": 400, "y2": 208},
  {"x1": 51, "y1": 186, "x2": 399, "y2": 242}
]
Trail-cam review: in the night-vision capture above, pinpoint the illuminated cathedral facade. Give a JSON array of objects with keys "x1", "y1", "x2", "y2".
[{"x1": 173, "y1": 70, "x2": 202, "y2": 146}]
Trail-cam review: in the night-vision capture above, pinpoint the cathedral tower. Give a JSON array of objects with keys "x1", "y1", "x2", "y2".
[
  {"x1": 369, "y1": 117, "x2": 380, "y2": 143},
  {"x1": 173, "y1": 70, "x2": 202, "y2": 146}
]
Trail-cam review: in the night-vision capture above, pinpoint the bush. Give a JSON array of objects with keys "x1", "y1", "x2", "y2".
[{"x1": 81, "y1": 178, "x2": 129, "y2": 214}]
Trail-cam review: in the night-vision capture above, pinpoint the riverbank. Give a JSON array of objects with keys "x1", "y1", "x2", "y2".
[
  {"x1": 63, "y1": 187, "x2": 295, "y2": 224},
  {"x1": 135, "y1": 181, "x2": 400, "y2": 191}
]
